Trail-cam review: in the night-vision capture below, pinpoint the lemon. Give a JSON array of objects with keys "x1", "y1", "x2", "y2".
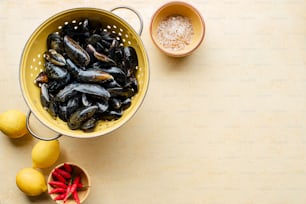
[
  {"x1": 0, "y1": 110, "x2": 27, "y2": 138},
  {"x1": 16, "y1": 167, "x2": 47, "y2": 196},
  {"x1": 32, "y1": 140, "x2": 60, "y2": 168}
]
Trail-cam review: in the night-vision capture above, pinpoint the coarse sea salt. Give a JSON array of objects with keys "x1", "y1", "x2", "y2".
[{"x1": 156, "y1": 15, "x2": 194, "y2": 51}]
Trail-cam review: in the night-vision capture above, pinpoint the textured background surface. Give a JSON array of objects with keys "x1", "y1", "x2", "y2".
[{"x1": 0, "y1": 0, "x2": 306, "y2": 203}]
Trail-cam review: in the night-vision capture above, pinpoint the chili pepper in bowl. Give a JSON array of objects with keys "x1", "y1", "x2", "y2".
[
  {"x1": 73, "y1": 190, "x2": 81, "y2": 204},
  {"x1": 48, "y1": 180, "x2": 68, "y2": 189},
  {"x1": 49, "y1": 187, "x2": 66, "y2": 194},
  {"x1": 63, "y1": 162, "x2": 73, "y2": 173},
  {"x1": 52, "y1": 170, "x2": 67, "y2": 184},
  {"x1": 54, "y1": 193, "x2": 66, "y2": 201},
  {"x1": 55, "y1": 167, "x2": 72, "y2": 179},
  {"x1": 63, "y1": 176, "x2": 80, "y2": 202}
]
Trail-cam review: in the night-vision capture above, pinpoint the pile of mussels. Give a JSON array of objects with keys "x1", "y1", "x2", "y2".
[{"x1": 34, "y1": 19, "x2": 139, "y2": 131}]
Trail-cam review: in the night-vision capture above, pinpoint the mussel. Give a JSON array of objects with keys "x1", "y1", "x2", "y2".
[
  {"x1": 40, "y1": 83, "x2": 50, "y2": 108},
  {"x1": 47, "y1": 33, "x2": 64, "y2": 53},
  {"x1": 34, "y1": 71, "x2": 49, "y2": 86},
  {"x1": 44, "y1": 49, "x2": 66, "y2": 66},
  {"x1": 68, "y1": 105, "x2": 98, "y2": 130},
  {"x1": 64, "y1": 35, "x2": 90, "y2": 67},
  {"x1": 55, "y1": 83, "x2": 110, "y2": 103},
  {"x1": 45, "y1": 62, "x2": 68, "y2": 81}
]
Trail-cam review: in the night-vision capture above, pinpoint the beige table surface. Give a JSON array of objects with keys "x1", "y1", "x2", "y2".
[{"x1": 1, "y1": 0, "x2": 306, "y2": 203}]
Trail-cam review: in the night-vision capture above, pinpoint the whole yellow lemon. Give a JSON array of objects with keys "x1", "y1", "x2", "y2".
[
  {"x1": 32, "y1": 140, "x2": 60, "y2": 169},
  {"x1": 0, "y1": 110, "x2": 27, "y2": 138},
  {"x1": 16, "y1": 167, "x2": 47, "y2": 196}
]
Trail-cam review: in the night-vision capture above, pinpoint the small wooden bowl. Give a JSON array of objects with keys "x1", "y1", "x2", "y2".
[
  {"x1": 150, "y1": 1, "x2": 205, "y2": 57},
  {"x1": 47, "y1": 162, "x2": 91, "y2": 203}
]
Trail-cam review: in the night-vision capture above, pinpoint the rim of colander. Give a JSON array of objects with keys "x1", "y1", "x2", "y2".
[{"x1": 19, "y1": 7, "x2": 150, "y2": 138}]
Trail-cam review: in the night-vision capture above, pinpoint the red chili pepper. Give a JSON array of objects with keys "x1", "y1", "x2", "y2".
[
  {"x1": 77, "y1": 183, "x2": 83, "y2": 188},
  {"x1": 55, "y1": 168, "x2": 71, "y2": 179},
  {"x1": 63, "y1": 176, "x2": 80, "y2": 203},
  {"x1": 54, "y1": 193, "x2": 66, "y2": 200},
  {"x1": 63, "y1": 163, "x2": 72, "y2": 173},
  {"x1": 48, "y1": 181, "x2": 68, "y2": 189},
  {"x1": 77, "y1": 183, "x2": 91, "y2": 191},
  {"x1": 49, "y1": 187, "x2": 67, "y2": 194},
  {"x1": 52, "y1": 170, "x2": 67, "y2": 184},
  {"x1": 73, "y1": 190, "x2": 81, "y2": 204},
  {"x1": 71, "y1": 176, "x2": 80, "y2": 192},
  {"x1": 63, "y1": 184, "x2": 72, "y2": 203}
]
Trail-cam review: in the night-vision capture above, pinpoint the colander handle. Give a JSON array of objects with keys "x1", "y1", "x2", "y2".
[
  {"x1": 26, "y1": 111, "x2": 62, "y2": 141},
  {"x1": 110, "y1": 6, "x2": 143, "y2": 35}
]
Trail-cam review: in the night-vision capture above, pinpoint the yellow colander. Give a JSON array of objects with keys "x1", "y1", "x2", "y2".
[{"x1": 19, "y1": 7, "x2": 149, "y2": 140}]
